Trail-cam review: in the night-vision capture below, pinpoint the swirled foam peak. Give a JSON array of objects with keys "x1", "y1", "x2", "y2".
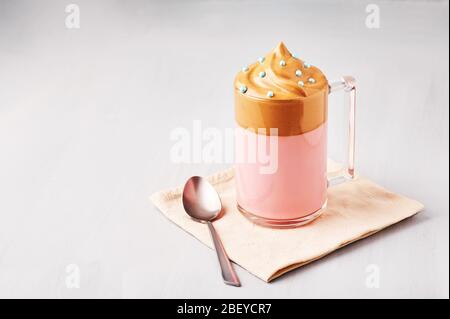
[{"x1": 234, "y1": 42, "x2": 328, "y2": 101}]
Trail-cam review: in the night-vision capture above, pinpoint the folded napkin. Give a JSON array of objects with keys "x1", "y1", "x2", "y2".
[{"x1": 150, "y1": 162, "x2": 424, "y2": 282}]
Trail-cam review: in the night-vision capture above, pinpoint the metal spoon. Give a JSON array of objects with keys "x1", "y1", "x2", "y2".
[{"x1": 182, "y1": 176, "x2": 241, "y2": 287}]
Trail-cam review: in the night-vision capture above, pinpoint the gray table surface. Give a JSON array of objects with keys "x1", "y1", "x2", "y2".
[{"x1": 0, "y1": 0, "x2": 448, "y2": 298}]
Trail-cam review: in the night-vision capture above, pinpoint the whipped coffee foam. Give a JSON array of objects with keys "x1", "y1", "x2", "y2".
[
  {"x1": 235, "y1": 42, "x2": 328, "y2": 100},
  {"x1": 234, "y1": 42, "x2": 329, "y2": 136}
]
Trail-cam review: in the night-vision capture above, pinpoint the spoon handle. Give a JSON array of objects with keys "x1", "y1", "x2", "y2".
[{"x1": 207, "y1": 221, "x2": 241, "y2": 287}]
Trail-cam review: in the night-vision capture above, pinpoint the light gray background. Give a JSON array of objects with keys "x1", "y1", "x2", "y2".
[{"x1": 0, "y1": 0, "x2": 448, "y2": 298}]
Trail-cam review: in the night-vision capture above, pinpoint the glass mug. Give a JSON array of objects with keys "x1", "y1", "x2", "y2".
[{"x1": 234, "y1": 42, "x2": 356, "y2": 228}]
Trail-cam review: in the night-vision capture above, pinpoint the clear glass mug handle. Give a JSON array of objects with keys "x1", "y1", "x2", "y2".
[{"x1": 327, "y1": 76, "x2": 356, "y2": 186}]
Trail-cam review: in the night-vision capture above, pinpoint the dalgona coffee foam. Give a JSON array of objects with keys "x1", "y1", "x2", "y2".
[{"x1": 234, "y1": 42, "x2": 329, "y2": 136}]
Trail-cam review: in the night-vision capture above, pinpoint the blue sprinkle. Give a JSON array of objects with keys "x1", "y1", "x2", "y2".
[
  {"x1": 242, "y1": 66, "x2": 249, "y2": 72},
  {"x1": 239, "y1": 85, "x2": 248, "y2": 93},
  {"x1": 258, "y1": 57, "x2": 265, "y2": 64},
  {"x1": 267, "y1": 91, "x2": 274, "y2": 98},
  {"x1": 304, "y1": 62, "x2": 311, "y2": 68},
  {"x1": 259, "y1": 71, "x2": 266, "y2": 78}
]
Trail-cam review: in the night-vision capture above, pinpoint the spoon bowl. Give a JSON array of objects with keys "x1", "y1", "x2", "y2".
[{"x1": 182, "y1": 176, "x2": 222, "y2": 223}]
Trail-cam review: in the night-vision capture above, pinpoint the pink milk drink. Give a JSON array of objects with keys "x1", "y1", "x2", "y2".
[{"x1": 234, "y1": 42, "x2": 356, "y2": 228}]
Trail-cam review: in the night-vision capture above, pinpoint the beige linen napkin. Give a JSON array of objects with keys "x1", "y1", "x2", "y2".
[{"x1": 150, "y1": 162, "x2": 424, "y2": 282}]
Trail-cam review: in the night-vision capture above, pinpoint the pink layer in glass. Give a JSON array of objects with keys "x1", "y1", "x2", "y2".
[{"x1": 235, "y1": 123, "x2": 327, "y2": 220}]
